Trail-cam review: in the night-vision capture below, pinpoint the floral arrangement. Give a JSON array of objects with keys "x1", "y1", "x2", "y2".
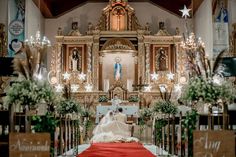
[
  {"x1": 182, "y1": 76, "x2": 236, "y2": 104},
  {"x1": 128, "y1": 95, "x2": 139, "y2": 102},
  {"x1": 153, "y1": 100, "x2": 177, "y2": 115},
  {"x1": 139, "y1": 107, "x2": 153, "y2": 122},
  {"x1": 4, "y1": 80, "x2": 57, "y2": 108},
  {"x1": 98, "y1": 95, "x2": 108, "y2": 102},
  {"x1": 57, "y1": 99, "x2": 81, "y2": 115},
  {"x1": 138, "y1": 107, "x2": 153, "y2": 134}
]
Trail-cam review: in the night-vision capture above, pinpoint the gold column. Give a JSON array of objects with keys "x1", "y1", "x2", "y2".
[
  {"x1": 87, "y1": 43, "x2": 92, "y2": 83},
  {"x1": 145, "y1": 43, "x2": 150, "y2": 84}
]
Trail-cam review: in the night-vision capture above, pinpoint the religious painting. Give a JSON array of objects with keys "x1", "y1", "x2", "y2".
[
  {"x1": 212, "y1": 0, "x2": 229, "y2": 58},
  {"x1": 151, "y1": 45, "x2": 171, "y2": 72},
  {"x1": 65, "y1": 45, "x2": 86, "y2": 72}
]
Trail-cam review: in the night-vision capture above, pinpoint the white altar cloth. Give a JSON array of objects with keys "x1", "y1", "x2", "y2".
[{"x1": 95, "y1": 105, "x2": 139, "y2": 124}]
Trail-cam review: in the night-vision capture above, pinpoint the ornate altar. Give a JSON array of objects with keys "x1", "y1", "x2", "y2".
[{"x1": 49, "y1": 0, "x2": 186, "y2": 105}]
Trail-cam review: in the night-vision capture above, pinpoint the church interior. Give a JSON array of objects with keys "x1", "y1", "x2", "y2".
[{"x1": 0, "y1": 0, "x2": 236, "y2": 156}]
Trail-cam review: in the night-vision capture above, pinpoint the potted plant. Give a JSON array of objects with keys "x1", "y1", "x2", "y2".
[
  {"x1": 128, "y1": 95, "x2": 139, "y2": 102},
  {"x1": 57, "y1": 99, "x2": 81, "y2": 118},
  {"x1": 98, "y1": 95, "x2": 108, "y2": 102}
]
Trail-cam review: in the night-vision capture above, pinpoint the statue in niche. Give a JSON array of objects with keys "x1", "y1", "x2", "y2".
[
  {"x1": 87, "y1": 22, "x2": 94, "y2": 35},
  {"x1": 156, "y1": 48, "x2": 167, "y2": 71},
  {"x1": 68, "y1": 22, "x2": 81, "y2": 36},
  {"x1": 145, "y1": 22, "x2": 150, "y2": 31},
  {"x1": 114, "y1": 57, "x2": 122, "y2": 81},
  {"x1": 156, "y1": 22, "x2": 170, "y2": 36},
  {"x1": 70, "y1": 48, "x2": 81, "y2": 71},
  {"x1": 57, "y1": 27, "x2": 63, "y2": 36},
  {"x1": 175, "y1": 27, "x2": 180, "y2": 35}
]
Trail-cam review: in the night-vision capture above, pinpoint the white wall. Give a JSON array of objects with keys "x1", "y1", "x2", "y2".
[
  {"x1": 194, "y1": 0, "x2": 213, "y2": 58},
  {"x1": 25, "y1": 0, "x2": 45, "y2": 39},
  {"x1": 0, "y1": 0, "x2": 8, "y2": 29},
  {"x1": 45, "y1": 2, "x2": 186, "y2": 44}
]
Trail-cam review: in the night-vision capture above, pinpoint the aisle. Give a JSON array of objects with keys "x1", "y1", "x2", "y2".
[{"x1": 78, "y1": 142, "x2": 155, "y2": 157}]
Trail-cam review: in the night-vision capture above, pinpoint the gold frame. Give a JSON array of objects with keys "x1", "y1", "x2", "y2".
[
  {"x1": 152, "y1": 45, "x2": 171, "y2": 72},
  {"x1": 65, "y1": 44, "x2": 85, "y2": 72}
]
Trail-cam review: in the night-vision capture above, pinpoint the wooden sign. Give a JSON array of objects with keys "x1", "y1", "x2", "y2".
[
  {"x1": 9, "y1": 133, "x2": 50, "y2": 157},
  {"x1": 193, "y1": 130, "x2": 235, "y2": 157}
]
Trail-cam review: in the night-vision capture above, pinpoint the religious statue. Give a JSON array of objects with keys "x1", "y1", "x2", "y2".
[
  {"x1": 114, "y1": 57, "x2": 122, "y2": 81},
  {"x1": 156, "y1": 22, "x2": 170, "y2": 36},
  {"x1": 68, "y1": 21, "x2": 81, "y2": 36},
  {"x1": 156, "y1": 48, "x2": 167, "y2": 71},
  {"x1": 57, "y1": 27, "x2": 63, "y2": 36},
  {"x1": 216, "y1": 2, "x2": 228, "y2": 23},
  {"x1": 87, "y1": 22, "x2": 94, "y2": 35},
  {"x1": 145, "y1": 22, "x2": 150, "y2": 31},
  {"x1": 70, "y1": 48, "x2": 81, "y2": 71},
  {"x1": 175, "y1": 27, "x2": 180, "y2": 35},
  {"x1": 144, "y1": 22, "x2": 151, "y2": 35}
]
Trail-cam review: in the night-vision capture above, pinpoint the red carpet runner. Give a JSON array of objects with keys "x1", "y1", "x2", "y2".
[{"x1": 78, "y1": 142, "x2": 155, "y2": 157}]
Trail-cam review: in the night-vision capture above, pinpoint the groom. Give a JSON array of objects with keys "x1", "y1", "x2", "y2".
[{"x1": 114, "y1": 107, "x2": 127, "y2": 123}]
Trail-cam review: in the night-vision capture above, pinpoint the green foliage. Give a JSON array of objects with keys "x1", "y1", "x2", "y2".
[
  {"x1": 32, "y1": 112, "x2": 58, "y2": 135},
  {"x1": 128, "y1": 95, "x2": 139, "y2": 102},
  {"x1": 81, "y1": 107, "x2": 94, "y2": 117},
  {"x1": 4, "y1": 80, "x2": 58, "y2": 108},
  {"x1": 154, "y1": 119, "x2": 167, "y2": 144},
  {"x1": 98, "y1": 95, "x2": 108, "y2": 102},
  {"x1": 138, "y1": 107, "x2": 153, "y2": 135},
  {"x1": 182, "y1": 77, "x2": 236, "y2": 104},
  {"x1": 139, "y1": 107, "x2": 152, "y2": 123},
  {"x1": 153, "y1": 100, "x2": 177, "y2": 114},
  {"x1": 57, "y1": 99, "x2": 81, "y2": 115},
  {"x1": 5, "y1": 80, "x2": 41, "y2": 107},
  {"x1": 182, "y1": 109, "x2": 198, "y2": 157},
  {"x1": 32, "y1": 112, "x2": 59, "y2": 156}
]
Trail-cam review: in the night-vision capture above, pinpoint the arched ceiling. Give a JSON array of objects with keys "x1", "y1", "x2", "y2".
[{"x1": 33, "y1": 0, "x2": 203, "y2": 18}]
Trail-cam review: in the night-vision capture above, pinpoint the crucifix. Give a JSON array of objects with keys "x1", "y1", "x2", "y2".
[{"x1": 113, "y1": 8, "x2": 124, "y2": 31}]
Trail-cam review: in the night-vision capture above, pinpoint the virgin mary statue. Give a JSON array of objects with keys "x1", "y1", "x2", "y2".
[{"x1": 114, "y1": 57, "x2": 122, "y2": 81}]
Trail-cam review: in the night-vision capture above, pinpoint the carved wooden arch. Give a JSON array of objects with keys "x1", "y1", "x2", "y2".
[{"x1": 100, "y1": 38, "x2": 137, "y2": 54}]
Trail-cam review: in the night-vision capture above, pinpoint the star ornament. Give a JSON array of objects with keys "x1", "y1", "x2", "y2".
[
  {"x1": 78, "y1": 72, "x2": 86, "y2": 81},
  {"x1": 179, "y1": 5, "x2": 191, "y2": 19},
  {"x1": 85, "y1": 84, "x2": 93, "y2": 92},
  {"x1": 174, "y1": 84, "x2": 182, "y2": 92},
  {"x1": 167, "y1": 72, "x2": 175, "y2": 80},
  {"x1": 71, "y1": 84, "x2": 79, "y2": 93},
  {"x1": 151, "y1": 72, "x2": 159, "y2": 81},
  {"x1": 62, "y1": 72, "x2": 71, "y2": 80},
  {"x1": 55, "y1": 84, "x2": 64, "y2": 92},
  {"x1": 144, "y1": 85, "x2": 152, "y2": 92}
]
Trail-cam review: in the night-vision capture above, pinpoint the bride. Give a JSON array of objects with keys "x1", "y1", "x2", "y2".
[{"x1": 90, "y1": 110, "x2": 139, "y2": 143}]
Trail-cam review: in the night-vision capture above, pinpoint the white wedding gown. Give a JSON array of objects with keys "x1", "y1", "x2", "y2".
[{"x1": 90, "y1": 111, "x2": 139, "y2": 143}]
